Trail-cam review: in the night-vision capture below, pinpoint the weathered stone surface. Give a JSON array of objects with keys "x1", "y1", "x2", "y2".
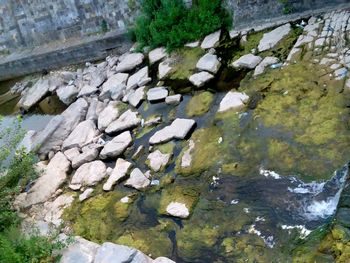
[
  {"x1": 196, "y1": 53, "x2": 221, "y2": 74},
  {"x1": 149, "y1": 47, "x2": 167, "y2": 64},
  {"x1": 189, "y1": 72, "x2": 214, "y2": 87},
  {"x1": 17, "y1": 130, "x2": 36, "y2": 153},
  {"x1": 149, "y1": 118, "x2": 196, "y2": 144},
  {"x1": 127, "y1": 66, "x2": 150, "y2": 90},
  {"x1": 147, "y1": 87, "x2": 168, "y2": 102},
  {"x1": 86, "y1": 98, "x2": 105, "y2": 122},
  {"x1": 165, "y1": 94, "x2": 182, "y2": 105},
  {"x1": 232, "y1": 54, "x2": 262, "y2": 69},
  {"x1": 258, "y1": 23, "x2": 291, "y2": 52},
  {"x1": 105, "y1": 110, "x2": 141, "y2": 134},
  {"x1": 60, "y1": 237, "x2": 100, "y2": 263},
  {"x1": 158, "y1": 59, "x2": 173, "y2": 80},
  {"x1": 254, "y1": 56, "x2": 279, "y2": 76},
  {"x1": 125, "y1": 168, "x2": 150, "y2": 190},
  {"x1": 94, "y1": 242, "x2": 152, "y2": 263},
  {"x1": 64, "y1": 147, "x2": 80, "y2": 162},
  {"x1": 24, "y1": 152, "x2": 70, "y2": 207},
  {"x1": 201, "y1": 30, "x2": 221, "y2": 49},
  {"x1": 69, "y1": 161, "x2": 107, "y2": 190},
  {"x1": 44, "y1": 193, "x2": 74, "y2": 225},
  {"x1": 79, "y1": 188, "x2": 94, "y2": 202},
  {"x1": 147, "y1": 150, "x2": 171, "y2": 172},
  {"x1": 181, "y1": 139, "x2": 195, "y2": 168},
  {"x1": 72, "y1": 145, "x2": 100, "y2": 169},
  {"x1": 103, "y1": 158, "x2": 132, "y2": 191},
  {"x1": 56, "y1": 85, "x2": 78, "y2": 105},
  {"x1": 99, "y1": 73, "x2": 128, "y2": 100},
  {"x1": 218, "y1": 91, "x2": 249, "y2": 112},
  {"x1": 166, "y1": 202, "x2": 190, "y2": 218},
  {"x1": 127, "y1": 86, "x2": 145, "y2": 108},
  {"x1": 38, "y1": 98, "x2": 88, "y2": 155},
  {"x1": 185, "y1": 41, "x2": 200, "y2": 48},
  {"x1": 77, "y1": 85, "x2": 98, "y2": 98},
  {"x1": 153, "y1": 257, "x2": 176, "y2": 263},
  {"x1": 115, "y1": 53, "x2": 144, "y2": 73},
  {"x1": 97, "y1": 101, "x2": 121, "y2": 131},
  {"x1": 62, "y1": 120, "x2": 99, "y2": 150},
  {"x1": 294, "y1": 35, "x2": 314, "y2": 48},
  {"x1": 19, "y1": 78, "x2": 50, "y2": 110},
  {"x1": 100, "y1": 131, "x2": 132, "y2": 159}
]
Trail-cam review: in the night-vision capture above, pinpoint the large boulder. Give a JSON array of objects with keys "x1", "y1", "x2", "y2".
[
  {"x1": 218, "y1": 91, "x2": 249, "y2": 112},
  {"x1": 69, "y1": 161, "x2": 107, "y2": 190},
  {"x1": 196, "y1": 53, "x2": 221, "y2": 74},
  {"x1": 62, "y1": 120, "x2": 99, "y2": 150},
  {"x1": 19, "y1": 78, "x2": 50, "y2": 110},
  {"x1": 103, "y1": 158, "x2": 132, "y2": 191},
  {"x1": 125, "y1": 168, "x2": 151, "y2": 190},
  {"x1": 115, "y1": 53, "x2": 144, "y2": 73},
  {"x1": 24, "y1": 152, "x2": 70, "y2": 207},
  {"x1": 100, "y1": 131, "x2": 132, "y2": 159},
  {"x1": 258, "y1": 23, "x2": 291, "y2": 52},
  {"x1": 232, "y1": 54, "x2": 262, "y2": 69},
  {"x1": 149, "y1": 118, "x2": 196, "y2": 145},
  {"x1": 189, "y1": 72, "x2": 214, "y2": 87},
  {"x1": 105, "y1": 110, "x2": 141, "y2": 134}
]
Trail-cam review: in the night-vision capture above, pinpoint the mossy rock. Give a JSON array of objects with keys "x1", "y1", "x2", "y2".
[
  {"x1": 154, "y1": 142, "x2": 175, "y2": 155},
  {"x1": 186, "y1": 91, "x2": 214, "y2": 117}
]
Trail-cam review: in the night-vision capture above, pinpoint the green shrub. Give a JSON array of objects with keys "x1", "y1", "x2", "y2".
[{"x1": 132, "y1": 0, "x2": 232, "y2": 51}]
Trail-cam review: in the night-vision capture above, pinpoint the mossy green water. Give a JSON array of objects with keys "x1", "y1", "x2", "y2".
[{"x1": 186, "y1": 91, "x2": 214, "y2": 117}]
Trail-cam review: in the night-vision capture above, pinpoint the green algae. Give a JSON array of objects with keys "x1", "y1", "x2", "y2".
[
  {"x1": 154, "y1": 142, "x2": 175, "y2": 155},
  {"x1": 185, "y1": 91, "x2": 214, "y2": 117}
]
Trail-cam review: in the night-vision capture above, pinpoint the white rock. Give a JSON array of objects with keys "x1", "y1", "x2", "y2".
[
  {"x1": 147, "y1": 87, "x2": 168, "y2": 102},
  {"x1": 320, "y1": 57, "x2": 336, "y2": 65},
  {"x1": 153, "y1": 257, "x2": 176, "y2": 263},
  {"x1": 254, "y1": 57, "x2": 279, "y2": 76},
  {"x1": 149, "y1": 118, "x2": 196, "y2": 145},
  {"x1": 127, "y1": 66, "x2": 150, "y2": 90},
  {"x1": 127, "y1": 86, "x2": 145, "y2": 108},
  {"x1": 60, "y1": 236, "x2": 100, "y2": 263},
  {"x1": 218, "y1": 91, "x2": 249, "y2": 112},
  {"x1": 86, "y1": 97, "x2": 105, "y2": 122},
  {"x1": 334, "y1": 67, "x2": 348, "y2": 80},
  {"x1": 189, "y1": 72, "x2": 214, "y2": 87},
  {"x1": 44, "y1": 193, "x2": 74, "y2": 225},
  {"x1": 165, "y1": 94, "x2": 182, "y2": 105},
  {"x1": 77, "y1": 85, "x2": 98, "y2": 98},
  {"x1": 19, "y1": 78, "x2": 50, "y2": 110},
  {"x1": 72, "y1": 145, "x2": 100, "y2": 169},
  {"x1": 294, "y1": 35, "x2": 314, "y2": 48},
  {"x1": 201, "y1": 30, "x2": 221, "y2": 49},
  {"x1": 147, "y1": 150, "x2": 171, "y2": 172},
  {"x1": 149, "y1": 47, "x2": 167, "y2": 64},
  {"x1": 115, "y1": 53, "x2": 144, "y2": 72},
  {"x1": 166, "y1": 202, "x2": 190, "y2": 218},
  {"x1": 258, "y1": 23, "x2": 291, "y2": 52},
  {"x1": 103, "y1": 158, "x2": 132, "y2": 191},
  {"x1": 24, "y1": 152, "x2": 70, "y2": 207},
  {"x1": 125, "y1": 168, "x2": 150, "y2": 190},
  {"x1": 181, "y1": 140, "x2": 195, "y2": 168},
  {"x1": 229, "y1": 30, "x2": 240, "y2": 39},
  {"x1": 56, "y1": 85, "x2": 78, "y2": 105},
  {"x1": 62, "y1": 120, "x2": 99, "y2": 150},
  {"x1": 232, "y1": 54, "x2": 262, "y2": 69},
  {"x1": 100, "y1": 131, "x2": 132, "y2": 159},
  {"x1": 98, "y1": 101, "x2": 121, "y2": 131},
  {"x1": 185, "y1": 41, "x2": 200, "y2": 48},
  {"x1": 105, "y1": 110, "x2": 141, "y2": 134},
  {"x1": 158, "y1": 59, "x2": 173, "y2": 80},
  {"x1": 100, "y1": 73, "x2": 128, "y2": 100},
  {"x1": 64, "y1": 147, "x2": 80, "y2": 162},
  {"x1": 70, "y1": 161, "x2": 107, "y2": 190},
  {"x1": 315, "y1": 37, "x2": 326, "y2": 47},
  {"x1": 79, "y1": 188, "x2": 94, "y2": 202},
  {"x1": 196, "y1": 53, "x2": 221, "y2": 74}
]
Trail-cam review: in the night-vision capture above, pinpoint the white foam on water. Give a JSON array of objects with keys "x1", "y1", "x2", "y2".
[
  {"x1": 259, "y1": 167, "x2": 281, "y2": 179},
  {"x1": 281, "y1": 225, "x2": 311, "y2": 239},
  {"x1": 287, "y1": 179, "x2": 325, "y2": 194}
]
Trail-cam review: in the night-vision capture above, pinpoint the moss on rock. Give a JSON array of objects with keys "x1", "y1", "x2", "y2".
[{"x1": 186, "y1": 91, "x2": 214, "y2": 117}]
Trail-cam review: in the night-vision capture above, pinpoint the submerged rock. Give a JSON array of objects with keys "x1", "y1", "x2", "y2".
[
  {"x1": 218, "y1": 91, "x2": 249, "y2": 112},
  {"x1": 125, "y1": 168, "x2": 150, "y2": 190},
  {"x1": 105, "y1": 110, "x2": 141, "y2": 134},
  {"x1": 100, "y1": 131, "x2": 132, "y2": 159},
  {"x1": 258, "y1": 23, "x2": 291, "y2": 52},
  {"x1": 69, "y1": 161, "x2": 107, "y2": 190},
  {"x1": 103, "y1": 158, "x2": 132, "y2": 191},
  {"x1": 186, "y1": 91, "x2": 214, "y2": 117},
  {"x1": 189, "y1": 71, "x2": 214, "y2": 87}
]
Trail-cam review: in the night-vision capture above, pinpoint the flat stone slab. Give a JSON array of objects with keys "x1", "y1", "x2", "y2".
[
  {"x1": 62, "y1": 120, "x2": 99, "y2": 150},
  {"x1": 232, "y1": 54, "x2": 262, "y2": 69},
  {"x1": 147, "y1": 87, "x2": 168, "y2": 102},
  {"x1": 115, "y1": 53, "x2": 144, "y2": 72},
  {"x1": 196, "y1": 53, "x2": 221, "y2": 74},
  {"x1": 105, "y1": 109, "x2": 141, "y2": 134},
  {"x1": 165, "y1": 94, "x2": 182, "y2": 105},
  {"x1": 254, "y1": 56, "x2": 279, "y2": 76},
  {"x1": 147, "y1": 150, "x2": 171, "y2": 172},
  {"x1": 201, "y1": 30, "x2": 221, "y2": 49},
  {"x1": 19, "y1": 78, "x2": 50, "y2": 110},
  {"x1": 149, "y1": 47, "x2": 167, "y2": 65},
  {"x1": 218, "y1": 91, "x2": 249, "y2": 112},
  {"x1": 127, "y1": 66, "x2": 150, "y2": 90},
  {"x1": 100, "y1": 131, "x2": 132, "y2": 159},
  {"x1": 149, "y1": 118, "x2": 196, "y2": 145},
  {"x1": 189, "y1": 72, "x2": 214, "y2": 87},
  {"x1": 127, "y1": 86, "x2": 145, "y2": 108},
  {"x1": 258, "y1": 23, "x2": 291, "y2": 52},
  {"x1": 166, "y1": 202, "x2": 190, "y2": 218},
  {"x1": 103, "y1": 158, "x2": 132, "y2": 191},
  {"x1": 158, "y1": 59, "x2": 173, "y2": 80},
  {"x1": 124, "y1": 168, "x2": 150, "y2": 190},
  {"x1": 70, "y1": 161, "x2": 107, "y2": 190}
]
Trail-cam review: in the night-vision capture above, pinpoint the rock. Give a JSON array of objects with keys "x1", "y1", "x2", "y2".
[
  {"x1": 145, "y1": 116, "x2": 162, "y2": 127},
  {"x1": 125, "y1": 168, "x2": 151, "y2": 190},
  {"x1": 105, "y1": 110, "x2": 141, "y2": 134},
  {"x1": 77, "y1": 85, "x2": 98, "y2": 98},
  {"x1": 229, "y1": 30, "x2": 240, "y2": 39},
  {"x1": 254, "y1": 57, "x2": 279, "y2": 76},
  {"x1": 115, "y1": 53, "x2": 144, "y2": 73},
  {"x1": 127, "y1": 86, "x2": 146, "y2": 108},
  {"x1": 315, "y1": 37, "x2": 326, "y2": 47},
  {"x1": 149, "y1": 118, "x2": 196, "y2": 145},
  {"x1": 196, "y1": 53, "x2": 221, "y2": 74},
  {"x1": 64, "y1": 147, "x2": 80, "y2": 162},
  {"x1": 19, "y1": 78, "x2": 50, "y2": 110},
  {"x1": 165, "y1": 94, "x2": 182, "y2": 105},
  {"x1": 149, "y1": 47, "x2": 167, "y2": 64},
  {"x1": 147, "y1": 150, "x2": 171, "y2": 172},
  {"x1": 79, "y1": 188, "x2": 94, "y2": 202},
  {"x1": 100, "y1": 131, "x2": 132, "y2": 159},
  {"x1": 189, "y1": 72, "x2": 214, "y2": 87},
  {"x1": 258, "y1": 23, "x2": 291, "y2": 52},
  {"x1": 100, "y1": 73, "x2": 128, "y2": 100},
  {"x1": 334, "y1": 67, "x2": 348, "y2": 80},
  {"x1": 72, "y1": 145, "x2": 100, "y2": 169},
  {"x1": 38, "y1": 98, "x2": 88, "y2": 156},
  {"x1": 44, "y1": 193, "x2": 74, "y2": 225},
  {"x1": 17, "y1": 130, "x2": 36, "y2": 153},
  {"x1": 232, "y1": 54, "x2": 262, "y2": 69},
  {"x1": 185, "y1": 41, "x2": 200, "y2": 48},
  {"x1": 86, "y1": 98, "x2": 105, "y2": 122},
  {"x1": 147, "y1": 87, "x2": 168, "y2": 102},
  {"x1": 62, "y1": 120, "x2": 99, "y2": 150},
  {"x1": 89, "y1": 67, "x2": 107, "y2": 89},
  {"x1": 94, "y1": 242, "x2": 152, "y2": 263},
  {"x1": 294, "y1": 35, "x2": 314, "y2": 48},
  {"x1": 24, "y1": 152, "x2": 70, "y2": 207},
  {"x1": 201, "y1": 30, "x2": 221, "y2": 49},
  {"x1": 132, "y1": 145, "x2": 144, "y2": 160},
  {"x1": 69, "y1": 161, "x2": 107, "y2": 190},
  {"x1": 127, "y1": 66, "x2": 150, "y2": 90},
  {"x1": 158, "y1": 59, "x2": 173, "y2": 80},
  {"x1": 103, "y1": 158, "x2": 132, "y2": 191},
  {"x1": 166, "y1": 202, "x2": 190, "y2": 218},
  {"x1": 181, "y1": 139, "x2": 195, "y2": 168},
  {"x1": 60, "y1": 236, "x2": 100, "y2": 263},
  {"x1": 56, "y1": 85, "x2": 78, "y2": 105},
  {"x1": 218, "y1": 91, "x2": 249, "y2": 113},
  {"x1": 98, "y1": 101, "x2": 121, "y2": 131},
  {"x1": 320, "y1": 57, "x2": 336, "y2": 65}
]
